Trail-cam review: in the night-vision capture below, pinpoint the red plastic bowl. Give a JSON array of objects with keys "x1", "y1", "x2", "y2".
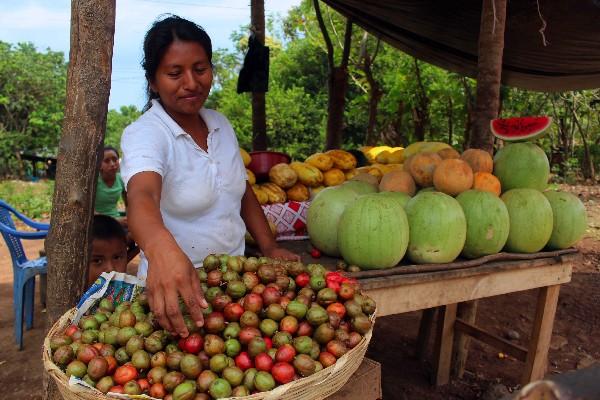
[{"x1": 248, "y1": 151, "x2": 291, "y2": 182}]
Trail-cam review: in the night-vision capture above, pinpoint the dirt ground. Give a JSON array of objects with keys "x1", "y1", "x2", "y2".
[{"x1": 1, "y1": 184, "x2": 598, "y2": 399}]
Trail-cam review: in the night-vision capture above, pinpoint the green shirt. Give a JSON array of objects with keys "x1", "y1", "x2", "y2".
[{"x1": 95, "y1": 172, "x2": 125, "y2": 218}]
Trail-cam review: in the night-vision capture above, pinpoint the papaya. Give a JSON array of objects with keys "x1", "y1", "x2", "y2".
[
  {"x1": 325, "y1": 149, "x2": 357, "y2": 170},
  {"x1": 268, "y1": 163, "x2": 297, "y2": 189},
  {"x1": 305, "y1": 153, "x2": 334, "y2": 172},
  {"x1": 290, "y1": 162, "x2": 323, "y2": 187}
]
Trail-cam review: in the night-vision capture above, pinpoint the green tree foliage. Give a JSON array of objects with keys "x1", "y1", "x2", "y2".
[
  {"x1": 105, "y1": 105, "x2": 141, "y2": 149},
  {"x1": 0, "y1": 41, "x2": 67, "y2": 176},
  {"x1": 1, "y1": 3, "x2": 598, "y2": 180}
]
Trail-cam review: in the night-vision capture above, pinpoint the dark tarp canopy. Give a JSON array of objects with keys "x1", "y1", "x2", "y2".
[{"x1": 321, "y1": 0, "x2": 600, "y2": 91}]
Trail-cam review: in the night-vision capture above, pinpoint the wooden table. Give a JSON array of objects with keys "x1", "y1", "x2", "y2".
[
  {"x1": 359, "y1": 253, "x2": 576, "y2": 386},
  {"x1": 259, "y1": 241, "x2": 578, "y2": 386}
]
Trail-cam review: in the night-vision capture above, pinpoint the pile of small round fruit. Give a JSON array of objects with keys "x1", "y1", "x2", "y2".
[{"x1": 49, "y1": 254, "x2": 376, "y2": 399}]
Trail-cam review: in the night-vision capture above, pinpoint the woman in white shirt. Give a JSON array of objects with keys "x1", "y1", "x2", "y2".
[{"x1": 121, "y1": 15, "x2": 299, "y2": 337}]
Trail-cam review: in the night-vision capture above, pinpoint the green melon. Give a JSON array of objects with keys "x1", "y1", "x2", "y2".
[
  {"x1": 405, "y1": 192, "x2": 466, "y2": 264},
  {"x1": 341, "y1": 180, "x2": 378, "y2": 195},
  {"x1": 377, "y1": 191, "x2": 411, "y2": 208},
  {"x1": 307, "y1": 186, "x2": 359, "y2": 256},
  {"x1": 456, "y1": 190, "x2": 510, "y2": 259},
  {"x1": 501, "y1": 188, "x2": 553, "y2": 253},
  {"x1": 543, "y1": 191, "x2": 587, "y2": 249},
  {"x1": 493, "y1": 143, "x2": 549, "y2": 191},
  {"x1": 337, "y1": 194, "x2": 409, "y2": 269}
]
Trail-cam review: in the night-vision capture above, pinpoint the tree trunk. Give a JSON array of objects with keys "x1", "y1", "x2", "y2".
[
  {"x1": 461, "y1": 77, "x2": 475, "y2": 150},
  {"x1": 251, "y1": 0, "x2": 268, "y2": 151},
  {"x1": 573, "y1": 109, "x2": 595, "y2": 180},
  {"x1": 468, "y1": 0, "x2": 507, "y2": 153},
  {"x1": 314, "y1": 0, "x2": 352, "y2": 150},
  {"x1": 412, "y1": 58, "x2": 429, "y2": 142},
  {"x1": 360, "y1": 35, "x2": 383, "y2": 146},
  {"x1": 382, "y1": 100, "x2": 407, "y2": 147},
  {"x1": 43, "y1": 2, "x2": 115, "y2": 399},
  {"x1": 447, "y1": 97, "x2": 454, "y2": 145}
]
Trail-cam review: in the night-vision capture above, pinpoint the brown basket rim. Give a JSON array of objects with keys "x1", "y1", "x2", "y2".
[{"x1": 44, "y1": 308, "x2": 376, "y2": 400}]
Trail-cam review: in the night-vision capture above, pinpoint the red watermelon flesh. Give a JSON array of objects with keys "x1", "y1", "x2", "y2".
[{"x1": 491, "y1": 116, "x2": 552, "y2": 141}]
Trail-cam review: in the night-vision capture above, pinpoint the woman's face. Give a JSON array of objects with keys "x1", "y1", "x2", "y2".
[
  {"x1": 100, "y1": 149, "x2": 119, "y2": 176},
  {"x1": 150, "y1": 40, "x2": 213, "y2": 120}
]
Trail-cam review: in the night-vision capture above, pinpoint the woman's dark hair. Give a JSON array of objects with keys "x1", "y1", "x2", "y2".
[
  {"x1": 103, "y1": 146, "x2": 120, "y2": 159},
  {"x1": 142, "y1": 14, "x2": 213, "y2": 105},
  {"x1": 92, "y1": 214, "x2": 127, "y2": 243}
]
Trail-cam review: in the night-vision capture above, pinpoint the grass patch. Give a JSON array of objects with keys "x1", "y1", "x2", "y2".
[{"x1": 0, "y1": 180, "x2": 54, "y2": 220}]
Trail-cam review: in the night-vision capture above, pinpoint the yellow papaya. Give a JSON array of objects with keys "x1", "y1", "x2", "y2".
[
  {"x1": 305, "y1": 153, "x2": 334, "y2": 172},
  {"x1": 286, "y1": 182, "x2": 310, "y2": 202},
  {"x1": 240, "y1": 148, "x2": 252, "y2": 167},
  {"x1": 325, "y1": 149, "x2": 357, "y2": 170},
  {"x1": 323, "y1": 168, "x2": 346, "y2": 186},
  {"x1": 246, "y1": 169, "x2": 256, "y2": 185},
  {"x1": 268, "y1": 163, "x2": 297, "y2": 189},
  {"x1": 261, "y1": 182, "x2": 287, "y2": 204},
  {"x1": 251, "y1": 184, "x2": 269, "y2": 205},
  {"x1": 289, "y1": 162, "x2": 323, "y2": 187}
]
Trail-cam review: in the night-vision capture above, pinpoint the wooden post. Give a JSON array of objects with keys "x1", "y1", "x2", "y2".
[
  {"x1": 433, "y1": 303, "x2": 457, "y2": 386},
  {"x1": 468, "y1": 0, "x2": 507, "y2": 153},
  {"x1": 416, "y1": 307, "x2": 437, "y2": 361},
  {"x1": 43, "y1": 1, "x2": 115, "y2": 399},
  {"x1": 251, "y1": 0, "x2": 268, "y2": 151},
  {"x1": 522, "y1": 285, "x2": 561, "y2": 384},
  {"x1": 451, "y1": 300, "x2": 478, "y2": 378}
]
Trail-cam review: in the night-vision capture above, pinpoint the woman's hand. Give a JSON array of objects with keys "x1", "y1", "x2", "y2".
[
  {"x1": 262, "y1": 244, "x2": 301, "y2": 262},
  {"x1": 145, "y1": 245, "x2": 208, "y2": 337},
  {"x1": 127, "y1": 171, "x2": 208, "y2": 337}
]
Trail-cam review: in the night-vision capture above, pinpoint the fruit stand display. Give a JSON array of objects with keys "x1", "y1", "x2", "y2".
[
  {"x1": 243, "y1": 116, "x2": 586, "y2": 386},
  {"x1": 44, "y1": 256, "x2": 376, "y2": 400}
]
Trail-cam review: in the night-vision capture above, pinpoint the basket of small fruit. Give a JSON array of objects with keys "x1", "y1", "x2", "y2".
[{"x1": 43, "y1": 255, "x2": 376, "y2": 400}]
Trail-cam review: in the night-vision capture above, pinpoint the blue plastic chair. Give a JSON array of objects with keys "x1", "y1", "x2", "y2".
[{"x1": 0, "y1": 200, "x2": 49, "y2": 349}]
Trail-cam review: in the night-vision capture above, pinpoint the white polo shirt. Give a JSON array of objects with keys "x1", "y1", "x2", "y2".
[{"x1": 120, "y1": 99, "x2": 247, "y2": 279}]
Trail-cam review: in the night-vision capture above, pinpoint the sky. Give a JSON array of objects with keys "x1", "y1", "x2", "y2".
[{"x1": 0, "y1": 0, "x2": 302, "y2": 110}]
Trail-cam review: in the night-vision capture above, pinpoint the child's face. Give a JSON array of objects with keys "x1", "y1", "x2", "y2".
[
  {"x1": 100, "y1": 149, "x2": 119, "y2": 176},
  {"x1": 88, "y1": 237, "x2": 128, "y2": 286}
]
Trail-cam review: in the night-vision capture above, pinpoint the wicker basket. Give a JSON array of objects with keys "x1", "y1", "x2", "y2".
[{"x1": 44, "y1": 308, "x2": 376, "y2": 400}]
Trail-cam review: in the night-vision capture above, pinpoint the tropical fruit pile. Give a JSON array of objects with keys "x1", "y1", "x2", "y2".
[
  {"x1": 306, "y1": 117, "x2": 587, "y2": 269},
  {"x1": 241, "y1": 149, "x2": 359, "y2": 205},
  {"x1": 48, "y1": 254, "x2": 376, "y2": 399}
]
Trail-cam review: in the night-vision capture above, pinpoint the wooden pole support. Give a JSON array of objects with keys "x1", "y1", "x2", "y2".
[
  {"x1": 433, "y1": 303, "x2": 457, "y2": 385},
  {"x1": 522, "y1": 285, "x2": 561, "y2": 385},
  {"x1": 416, "y1": 307, "x2": 437, "y2": 361},
  {"x1": 452, "y1": 300, "x2": 478, "y2": 378}
]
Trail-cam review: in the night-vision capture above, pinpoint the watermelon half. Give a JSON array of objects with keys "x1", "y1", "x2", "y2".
[{"x1": 491, "y1": 116, "x2": 552, "y2": 142}]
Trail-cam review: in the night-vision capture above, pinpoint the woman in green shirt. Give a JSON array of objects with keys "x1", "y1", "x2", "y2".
[{"x1": 96, "y1": 146, "x2": 127, "y2": 224}]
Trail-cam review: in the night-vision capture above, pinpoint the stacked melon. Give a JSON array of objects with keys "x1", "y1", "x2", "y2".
[{"x1": 306, "y1": 117, "x2": 588, "y2": 270}]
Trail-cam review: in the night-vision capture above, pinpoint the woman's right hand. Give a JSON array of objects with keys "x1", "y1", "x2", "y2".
[
  {"x1": 126, "y1": 171, "x2": 208, "y2": 337},
  {"x1": 145, "y1": 245, "x2": 208, "y2": 337}
]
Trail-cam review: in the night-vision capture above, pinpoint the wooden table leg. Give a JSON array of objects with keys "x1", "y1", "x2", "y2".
[
  {"x1": 522, "y1": 284, "x2": 561, "y2": 385},
  {"x1": 452, "y1": 300, "x2": 478, "y2": 378},
  {"x1": 417, "y1": 307, "x2": 437, "y2": 361},
  {"x1": 433, "y1": 303, "x2": 457, "y2": 385}
]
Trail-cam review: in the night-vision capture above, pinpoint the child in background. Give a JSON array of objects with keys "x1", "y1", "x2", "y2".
[{"x1": 88, "y1": 214, "x2": 131, "y2": 286}]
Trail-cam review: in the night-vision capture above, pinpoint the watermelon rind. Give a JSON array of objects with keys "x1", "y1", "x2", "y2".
[{"x1": 491, "y1": 116, "x2": 552, "y2": 142}]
